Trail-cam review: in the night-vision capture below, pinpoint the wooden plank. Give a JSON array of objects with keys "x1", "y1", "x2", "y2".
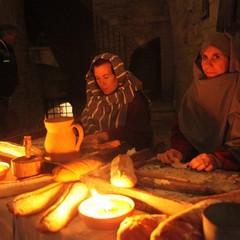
[{"x1": 137, "y1": 176, "x2": 226, "y2": 196}]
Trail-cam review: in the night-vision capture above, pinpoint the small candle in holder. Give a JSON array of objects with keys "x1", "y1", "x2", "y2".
[{"x1": 78, "y1": 191, "x2": 135, "y2": 230}]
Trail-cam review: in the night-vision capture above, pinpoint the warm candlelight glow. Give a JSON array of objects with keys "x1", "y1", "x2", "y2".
[
  {"x1": 0, "y1": 161, "x2": 9, "y2": 170},
  {"x1": 78, "y1": 190, "x2": 135, "y2": 230},
  {"x1": 0, "y1": 161, "x2": 10, "y2": 180}
]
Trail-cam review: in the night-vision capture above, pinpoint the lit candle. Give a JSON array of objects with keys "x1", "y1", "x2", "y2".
[
  {"x1": 78, "y1": 192, "x2": 135, "y2": 230},
  {"x1": 80, "y1": 195, "x2": 132, "y2": 218}
]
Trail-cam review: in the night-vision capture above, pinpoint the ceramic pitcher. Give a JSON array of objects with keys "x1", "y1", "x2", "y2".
[{"x1": 44, "y1": 116, "x2": 84, "y2": 162}]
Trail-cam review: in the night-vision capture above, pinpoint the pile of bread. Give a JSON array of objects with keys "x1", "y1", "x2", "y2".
[
  {"x1": 6, "y1": 153, "x2": 240, "y2": 239},
  {"x1": 6, "y1": 154, "x2": 138, "y2": 233}
]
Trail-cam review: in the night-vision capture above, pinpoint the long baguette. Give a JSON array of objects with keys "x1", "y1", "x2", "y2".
[
  {"x1": 0, "y1": 174, "x2": 54, "y2": 198},
  {"x1": 150, "y1": 199, "x2": 218, "y2": 240},
  {"x1": 189, "y1": 188, "x2": 240, "y2": 204},
  {"x1": 52, "y1": 159, "x2": 103, "y2": 182},
  {"x1": 36, "y1": 181, "x2": 88, "y2": 233},
  {"x1": 7, "y1": 181, "x2": 68, "y2": 216},
  {"x1": 151, "y1": 191, "x2": 240, "y2": 240}
]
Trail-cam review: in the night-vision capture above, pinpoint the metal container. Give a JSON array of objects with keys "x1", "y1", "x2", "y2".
[{"x1": 203, "y1": 202, "x2": 240, "y2": 240}]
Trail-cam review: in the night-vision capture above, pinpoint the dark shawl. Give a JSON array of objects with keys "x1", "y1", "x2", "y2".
[
  {"x1": 178, "y1": 33, "x2": 240, "y2": 154},
  {"x1": 80, "y1": 53, "x2": 142, "y2": 135}
]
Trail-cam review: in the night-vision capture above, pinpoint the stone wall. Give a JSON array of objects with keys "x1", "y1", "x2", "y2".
[
  {"x1": 1, "y1": 0, "x2": 237, "y2": 138},
  {"x1": 92, "y1": 0, "x2": 174, "y2": 102},
  {"x1": 168, "y1": 0, "x2": 220, "y2": 107}
]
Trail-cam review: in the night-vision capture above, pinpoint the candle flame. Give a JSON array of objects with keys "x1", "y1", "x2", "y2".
[{"x1": 91, "y1": 190, "x2": 113, "y2": 211}]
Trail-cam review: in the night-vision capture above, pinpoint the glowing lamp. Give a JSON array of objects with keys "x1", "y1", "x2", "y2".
[{"x1": 78, "y1": 190, "x2": 135, "y2": 230}]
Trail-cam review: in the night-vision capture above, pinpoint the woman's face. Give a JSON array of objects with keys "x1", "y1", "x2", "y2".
[
  {"x1": 94, "y1": 62, "x2": 119, "y2": 95},
  {"x1": 201, "y1": 45, "x2": 229, "y2": 78}
]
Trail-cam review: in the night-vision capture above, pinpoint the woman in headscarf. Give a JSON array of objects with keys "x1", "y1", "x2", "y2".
[
  {"x1": 80, "y1": 53, "x2": 153, "y2": 151},
  {"x1": 157, "y1": 32, "x2": 240, "y2": 171}
]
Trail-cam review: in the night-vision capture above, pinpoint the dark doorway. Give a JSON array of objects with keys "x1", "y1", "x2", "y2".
[
  {"x1": 129, "y1": 37, "x2": 161, "y2": 101},
  {"x1": 23, "y1": 0, "x2": 96, "y2": 118}
]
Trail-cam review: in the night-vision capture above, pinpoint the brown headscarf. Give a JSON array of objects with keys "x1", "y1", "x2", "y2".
[
  {"x1": 80, "y1": 53, "x2": 142, "y2": 135},
  {"x1": 178, "y1": 33, "x2": 240, "y2": 153}
]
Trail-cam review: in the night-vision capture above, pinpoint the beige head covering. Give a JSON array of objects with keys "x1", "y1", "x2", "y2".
[
  {"x1": 178, "y1": 33, "x2": 240, "y2": 153},
  {"x1": 80, "y1": 53, "x2": 142, "y2": 135}
]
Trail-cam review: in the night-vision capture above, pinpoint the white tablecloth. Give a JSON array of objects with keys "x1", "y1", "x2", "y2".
[{"x1": 13, "y1": 210, "x2": 143, "y2": 240}]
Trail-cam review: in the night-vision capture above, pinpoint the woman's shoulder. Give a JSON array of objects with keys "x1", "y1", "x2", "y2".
[{"x1": 128, "y1": 90, "x2": 151, "y2": 111}]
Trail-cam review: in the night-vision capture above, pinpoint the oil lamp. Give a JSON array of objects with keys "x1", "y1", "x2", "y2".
[{"x1": 78, "y1": 190, "x2": 135, "y2": 230}]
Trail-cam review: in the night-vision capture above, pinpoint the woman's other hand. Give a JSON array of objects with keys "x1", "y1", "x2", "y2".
[
  {"x1": 187, "y1": 153, "x2": 222, "y2": 172},
  {"x1": 156, "y1": 149, "x2": 183, "y2": 165}
]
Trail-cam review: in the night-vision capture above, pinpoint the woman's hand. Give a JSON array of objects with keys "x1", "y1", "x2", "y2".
[
  {"x1": 156, "y1": 149, "x2": 183, "y2": 165},
  {"x1": 84, "y1": 131, "x2": 109, "y2": 143},
  {"x1": 187, "y1": 153, "x2": 221, "y2": 172}
]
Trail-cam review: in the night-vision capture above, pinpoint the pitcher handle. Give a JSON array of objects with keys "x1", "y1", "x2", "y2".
[{"x1": 71, "y1": 123, "x2": 84, "y2": 151}]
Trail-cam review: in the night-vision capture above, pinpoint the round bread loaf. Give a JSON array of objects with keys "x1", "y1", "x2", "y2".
[{"x1": 117, "y1": 214, "x2": 167, "y2": 240}]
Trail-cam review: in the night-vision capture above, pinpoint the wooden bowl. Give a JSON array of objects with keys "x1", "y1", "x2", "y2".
[
  {"x1": 11, "y1": 155, "x2": 44, "y2": 179},
  {"x1": 0, "y1": 162, "x2": 10, "y2": 180}
]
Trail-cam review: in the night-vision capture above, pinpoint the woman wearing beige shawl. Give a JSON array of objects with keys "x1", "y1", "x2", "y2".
[{"x1": 157, "y1": 32, "x2": 240, "y2": 171}]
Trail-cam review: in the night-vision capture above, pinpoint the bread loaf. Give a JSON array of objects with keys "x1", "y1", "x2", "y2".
[
  {"x1": 150, "y1": 188, "x2": 240, "y2": 240},
  {"x1": 89, "y1": 140, "x2": 121, "y2": 150},
  {"x1": 110, "y1": 154, "x2": 137, "y2": 188},
  {"x1": 7, "y1": 182, "x2": 68, "y2": 216},
  {"x1": 0, "y1": 174, "x2": 53, "y2": 198},
  {"x1": 151, "y1": 199, "x2": 225, "y2": 240},
  {"x1": 52, "y1": 159, "x2": 103, "y2": 182},
  {"x1": 36, "y1": 182, "x2": 88, "y2": 233},
  {"x1": 117, "y1": 214, "x2": 168, "y2": 240}
]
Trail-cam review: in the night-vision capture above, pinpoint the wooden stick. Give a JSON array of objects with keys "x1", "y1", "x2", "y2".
[
  {"x1": 137, "y1": 176, "x2": 226, "y2": 196},
  {"x1": 23, "y1": 136, "x2": 32, "y2": 158},
  {"x1": 136, "y1": 169, "x2": 189, "y2": 182}
]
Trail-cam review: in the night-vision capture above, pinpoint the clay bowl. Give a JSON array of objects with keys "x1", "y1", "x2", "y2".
[
  {"x1": 78, "y1": 194, "x2": 135, "y2": 230},
  {"x1": 0, "y1": 161, "x2": 10, "y2": 180},
  {"x1": 203, "y1": 202, "x2": 240, "y2": 240}
]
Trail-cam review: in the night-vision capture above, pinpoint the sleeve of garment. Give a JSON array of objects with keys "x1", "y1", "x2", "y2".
[
  {"x1": 213, "y1": 112, "x2": 240, "y2": 170},
  {"x1": 107, "y1": 91, "x2": 153, "y2": 151},
  {"x1": 171, "y1": 119, "x2": 198, "y2": 162},
  {"x1": 213, "y1": 150, "x2": 240, "y2": 170}
]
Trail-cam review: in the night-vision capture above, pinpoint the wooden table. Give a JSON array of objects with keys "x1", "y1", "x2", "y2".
[{"x1": 1, "y1": 138, "x2": 240, "y2": 240}]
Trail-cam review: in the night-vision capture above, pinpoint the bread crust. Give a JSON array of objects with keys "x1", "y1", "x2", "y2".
[
  {"x1": 7, "y1": 182, "x2": 67, "y2": 216},
  {"x1": 52, "y1": 159, "x2": 103, "y2": 182},
  {"x1": 36, "y1": 182, "x2": 88, "y2": 233},
  {"x1": 151, "y1": 191, "x2": 240, "y2": 240},
  {"x1": 117, "y1": 214, "x2": 168, "y2": 240}
]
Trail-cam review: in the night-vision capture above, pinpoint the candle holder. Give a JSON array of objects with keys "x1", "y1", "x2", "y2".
[{"x1": 78, "y1": 194, "x2": 135, "y2": 230}]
